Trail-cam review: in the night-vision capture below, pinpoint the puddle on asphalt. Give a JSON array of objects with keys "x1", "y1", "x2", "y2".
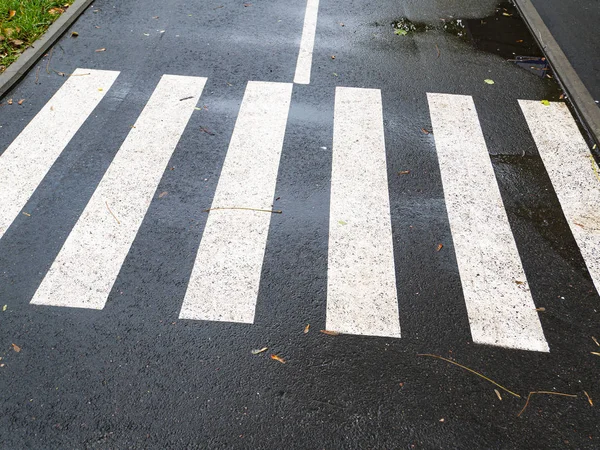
[{"x1": 391, "y1": 2, "x2": 551, "y2": 78}]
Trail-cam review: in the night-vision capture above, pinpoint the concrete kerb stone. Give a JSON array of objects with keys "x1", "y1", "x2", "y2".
[
  {"x1": 514, "y1": 0, "x2": 600, "y2": 146},
  {"x1": 0, "y1": 0, "x2": 95, "y2": 100}
]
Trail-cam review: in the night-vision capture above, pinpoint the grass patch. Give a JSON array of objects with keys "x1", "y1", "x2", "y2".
[{"x1": 0, "y1": 0, "x2": 75, "y2": 73}]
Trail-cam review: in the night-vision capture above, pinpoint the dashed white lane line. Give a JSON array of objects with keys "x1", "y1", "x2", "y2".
[
  {"x1": 179, "y1": 81, "x2": 293, "y2": 323},
  {"x1": 520, "y1": 100, "x2": 600, "y2": 295},
  {"x1": 294, "y1": 0, "x2": 320, "y2": 84},
  {"x1": 428, "y1": 93, "x2": 548, "y2": 352},
  {"x1": 0, "y1": 69, "x2": 119, "y2": 240},
  {"x1": 31, "y1": 75, "x2": 207, "y2": 309},
  {"x1": 326, "y1": 87, "x2": 401, "y2": 338}
]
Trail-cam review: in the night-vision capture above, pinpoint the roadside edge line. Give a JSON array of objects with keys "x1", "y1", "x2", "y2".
[{"x1": 0, "y1": 0, "x2": 94, "y2": 100}]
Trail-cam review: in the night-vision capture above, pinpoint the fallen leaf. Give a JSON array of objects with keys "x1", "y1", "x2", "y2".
[
  {"x1": 495, "y1": 389, "x2": 502, "y2": 400},
  {"x1": 516, "y1": 39, "x2": 524, "y2": 43},
  {"x1": 22, "y1": 212, "x2": 30, "y2": 217},
  {"x1": 484, "y1": 79, "x2": 495, "y2": 85},
  {"x1": 436, "y1": 244, "x2": 443, "y2": 252},
  {"x1": 10, "y1": 39, "x2": 23, "y2": 46},
  {"x1": 158, "y1": 191, "x2": 168, "y2": 198},
  {"x1": 439, "y1": 418, "x2": 445, "y2": 422},
  {"x1": 514, "y1": 280, "x2": 525, "y2": 285},
  {"x1": 95, "y1": 48, "x2": 106, "y2": 52},
  {"x1": 541, "y1": 100, "x2": 551, "y2": 106},
  {"x1": 304, "y1": 324, "x2": 310, "y2": 334},
  {"x1": 2, "y1": 305, "x2": 6, "y2": 311},
  {"x1": 48, "y1": 7, "x2": 65, "y2": 15},
  {"x1": 7, "y1": 99, "x2": 13, "y2": 105},
  {"x1": 270, "y1": 354, "x2": 286, "y2": 364},
  {"x1": 0, "y1": 364, "x2": 4, "y2": 368},
  {"x1": 398, "y1": 170, "x2": 410, "y2": 175},
  {"x1": 502, "y1": 12, "x2": 512, "y2": 16},
  {"x1": 9, "y1": 10, "x2": 16, "y2": 18},
  {"x1": 421, "y1": 128, "x2": 430, "y2": 134},
  {"x1": 584, "y1": 390, "x2": 593, "y2": 407},
  {"x1": 17, "y1": 99, "x2": 24, "y2": 105},
  {"x1": 12, "y1": 343, "x2": 21, "y2": 353},
  {"x1": 243, "y1": 2, "x2": 252, "y2": 6},
  {"x1": 152, "y1": 16, "x2": 160, "y2": 19},
  {"x1": 71, "y1": 31, "x2": 79, "y2": 37},
  {"x1": 535, "y1": 307, "x2": 546, "y2": 312},
  {"x1": 331, "y1": 55, "x2": 336, "y2": 60},
  {"x1": 395, "y1": 29, "x2": 408, "y2": 36},
  {"x1": 332, "y1": 73, "x2": 338, "y2": 77},
  {"x1": 338, "y1": 220, "x2": 347, "y2": 226},
  {"x1": 320, "y1": 330, "x2": 340, "y2": 336},
  {"x1": 251, "y1": 347, "x2": 268, "y2": 355}
]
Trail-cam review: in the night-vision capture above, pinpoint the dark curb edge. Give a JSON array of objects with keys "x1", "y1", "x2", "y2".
[
  {"x1": 0, "y1": 0, "x2": 94, "y2": 100},
  {"x1": 514, "y1": 0, "x2": 600, "y2": 145}
]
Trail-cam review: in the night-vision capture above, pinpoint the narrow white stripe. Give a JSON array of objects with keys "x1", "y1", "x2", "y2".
[
  {"x1": 326, "y1": 87, "x2": 400, "y2": 338},
  {"x1": 179, "y1": 81, "x2": 293, "y2": 323},
  {"x1": 0, "y1": 69, "x2": 119, "y2": 239},
  {"x1": 31, "y1": 75, "x2": 207, "y2": 309},
  {"x1": 294, "y1": 0, "x2": 320, "y2": 85},
  {"x1": 428, "y1": 93, "x2": 548, "y2": 352},
  {"x1": 520, "y1": 100, "x2": 600, "y2": 295}
]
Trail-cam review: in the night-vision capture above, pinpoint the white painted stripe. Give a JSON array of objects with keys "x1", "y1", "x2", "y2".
[
  {"x1": 520, "y1": 100, "x2": 600, "y2": 295},
  {"x1": 31, "y1": 75, "x2": 206, "y2": 309},
  {"x1": 428, "y1": 93, "x2": 548, "y2": 352},
  {"x1": 179, "y1": 81, "x2": 293, "y2": 323},
  {"x1": 0, "y1": 69, "x2": 119, "y2": 240},
  {"x1": 294, "y1": 0, "x2": 320, "y2": 84},
  {"x1": 326, "y1": 87, "x2": 401, "y2": 338}
]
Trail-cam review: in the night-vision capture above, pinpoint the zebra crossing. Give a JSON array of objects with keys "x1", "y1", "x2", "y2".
[{"x1": 1, "y1": 69, "x2": 599, "y2": 353}]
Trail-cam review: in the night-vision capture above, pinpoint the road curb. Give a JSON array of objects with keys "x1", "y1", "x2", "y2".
[
  {"x1": 514, "y1": 0, "x2": 600, "y2": 145},
  {"x1": 0, "y1": 0, "x2": 94, "y2": 100}
]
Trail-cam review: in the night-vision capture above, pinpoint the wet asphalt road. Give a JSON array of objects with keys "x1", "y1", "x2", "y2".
[{"x1": 1, "y1": 0, "x2": 599, "y2": 448}]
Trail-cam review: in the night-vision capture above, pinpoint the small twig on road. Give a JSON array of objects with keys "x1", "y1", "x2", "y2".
[
  {"x1": 517, "y1": 391, "x2": 577, "y2": 417},
  {"x1": 106, "y1": 201, "x2": 121, "y2": 224},
  {"x1": 417, "y1": 353, "x2": 521, "y2": 398}
]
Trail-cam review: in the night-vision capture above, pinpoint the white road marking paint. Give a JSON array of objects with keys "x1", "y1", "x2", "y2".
[
  {"x1": 31, "y1": 75, "x2": 206, "y2": 309},
  {"x1": 326, "y1": 87, "x2": 401, "y2": 338},
  {"x1": 294, "y1": 0, "x2": 320, "y2": 84},
  {"x1": 520, "y1": 100, "x2": 600, "y2": 295},
  {"x1": 0, "y1": 69, "x2": 119, "y2": 240},
  {"x1": 179, "y1": 81, "x2": 293, "y2": 323},
  {"x1": 428, "y1": 93, "x2": 548, "y2": 352}
]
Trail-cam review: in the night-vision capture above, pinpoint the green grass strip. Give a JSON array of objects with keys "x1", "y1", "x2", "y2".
[{"x1": 0, "y1": 0, "x2": 75, "y2": 73}]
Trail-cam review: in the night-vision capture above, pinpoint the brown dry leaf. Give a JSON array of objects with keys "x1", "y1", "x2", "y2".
[
  {"x1": 514, "y1": 280, "x2": 525, "y2": 285},
  {"x1": 10, "y1": 39, "x2": 23, "y2": 46},
  {"x1": 243, "y1": 2, "x2": 252, "y2": 6},
  {"x1": 17, "y1": 99, "x2": 24, "y2": 105},
  {"x1": 535, "y1": 307, "x2": 546, "y2": 312},
  {"x1": 304, "y1": 324, "x2": 310, "y2": 334},
  {"x1": 584, "y1": 391, "x2": 593, "y2": 407},
  {"x1": 158, "y1": 191, "x2": 168, "y2": 198},
  {"x1": 436, "y1": 244, "x2": 443, "y2": 252},
  {"x1": 71, "y1": 31, "x2": 79, "y2": 37},
  {"x1": 12, "y1": 343, "x2": 21, "y2": 353},
  {"x1": 398, "y1": 170, "x2": 410, "y2": 175},
  {"x1": 270, "y1": 354, "x2": 286, "y2": 364},
  {"x1": 494, "y1": 389, "x2": 502, "y2": 400},
  {"x1": 7, "y1": 98, "x2": 13, "y2": 105},
  {"x1": 421, "y1": 128, "x2": 430, "y2": 134},
  {"x1": 320, "y1": 330, "x2": 340, "y2": 336},
  {"x1": 48, "y1": 7, "x2": 65, "y2": 15},
  {"x1": 516, "y1": 39, "x2": 524, "y2": 43},
  {"x1": 331, "y1": 55, "x2": 336, "y2": 60},
  {"x1": 95, "y1": 48, "x2": 106, "y2": 52},
  {"x1": 9, "y1": 10, "x2": 16, "y2": 18},
  {"x1": 251, "y1": 347, "x2": 268, "y2": 355}
]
